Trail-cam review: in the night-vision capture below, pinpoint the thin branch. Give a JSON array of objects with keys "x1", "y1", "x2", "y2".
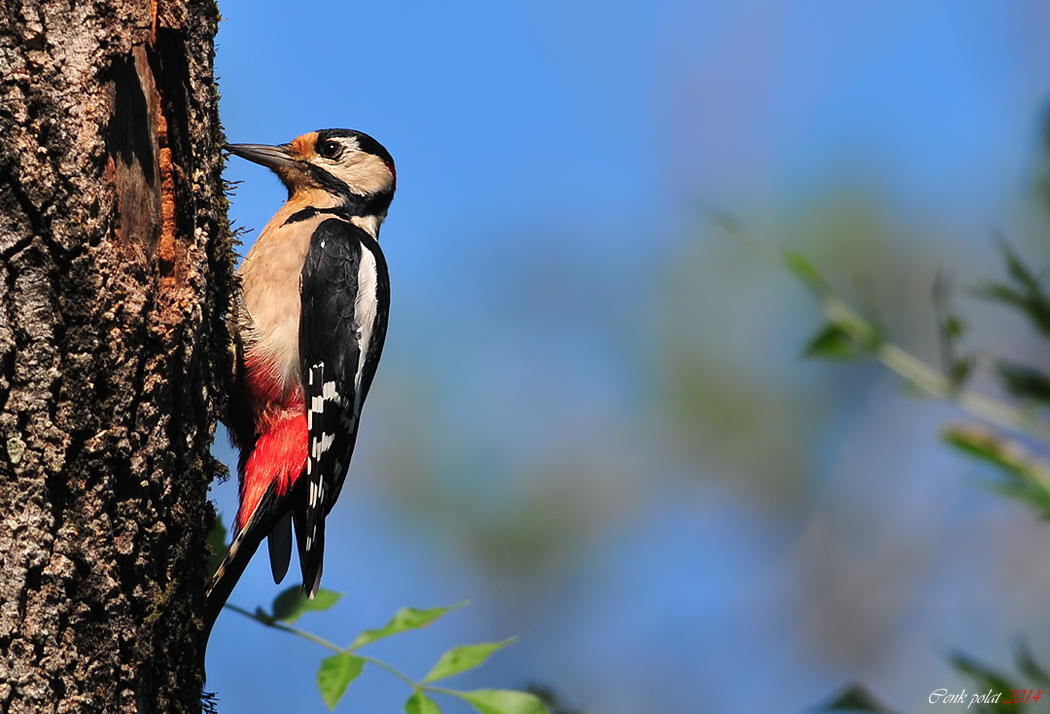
[
  {"x1": 224, "y1": 603, "x2": 343, "y2": 653},
  {"x1": 357, "y1": 655, "x2": 419, "y2": 689},
  {"x1": 421, "y1": 684, "x2": 468, "y2": 697},
  {"x1": 227, "y1": 603, "x2": 430, "y2": 690}
]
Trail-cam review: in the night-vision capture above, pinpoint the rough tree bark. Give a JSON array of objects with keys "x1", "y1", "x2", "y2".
[{"x1": 0, "y1": 0, "x2": 232, "y2": 712}]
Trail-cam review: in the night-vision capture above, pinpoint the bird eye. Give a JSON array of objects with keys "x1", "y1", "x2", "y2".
[{"x1": 318, "y1": 140, "x2": 342, "y2": 159}]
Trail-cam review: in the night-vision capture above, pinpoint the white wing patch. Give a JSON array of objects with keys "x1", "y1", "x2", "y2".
[
  {"x1": 309, "y1": 368, "x2": 345, "y2": 454},
  {"x1": 353, "y1": 246, "x2": 379, "y2": 412},
  {"x1": 306, "y1": 362, "x2": 351, "y2": 517}
]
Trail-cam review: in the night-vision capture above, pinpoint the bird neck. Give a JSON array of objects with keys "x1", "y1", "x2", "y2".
[
  {"x1": 282, "y1": 188, "x2": 389, "y2": 239},
  {"x1": 349, "y1": 214, "x2": 383, "y2": 239}
]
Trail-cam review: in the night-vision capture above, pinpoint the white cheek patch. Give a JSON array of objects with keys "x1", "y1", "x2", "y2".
[{"x1": 328, "y1": 154, "x2": 393, "y2": 196}]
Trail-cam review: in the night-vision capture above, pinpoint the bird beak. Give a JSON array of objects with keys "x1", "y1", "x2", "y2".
[{"x1": 225, "y1": 143, "x2": 299, "y2": 172}]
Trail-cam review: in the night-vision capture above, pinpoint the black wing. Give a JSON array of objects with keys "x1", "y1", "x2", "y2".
[{"x1": 298, "y1": 217, "x2": 390, "y2": 596}]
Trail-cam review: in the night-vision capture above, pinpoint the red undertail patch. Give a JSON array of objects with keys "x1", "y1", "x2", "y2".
[{"x1": 238, "y1": 409, "x2": 307, "y2": 531}]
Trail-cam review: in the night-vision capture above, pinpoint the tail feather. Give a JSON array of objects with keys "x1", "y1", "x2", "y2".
[
  {"x1": 201, "y1": 484, "x2": 291, "y2": 647},
  {"x1": 303, "y1": 523, "x2": 324, "y2": 599},
  {"x1": 267, "y1": 511, "x2": 293, "y2": 584},
  {"x1": 294, "y1": 506, "x2": 325, "y2": 599}
]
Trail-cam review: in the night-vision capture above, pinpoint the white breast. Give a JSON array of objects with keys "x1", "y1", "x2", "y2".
[{"x1": 238, "y1": 210, "x2": 327, "y2": 396}]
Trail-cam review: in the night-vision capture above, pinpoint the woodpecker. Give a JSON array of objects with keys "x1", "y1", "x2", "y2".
[{"x1": 202, "y1": 129, "x2": 396, "y2": 638}]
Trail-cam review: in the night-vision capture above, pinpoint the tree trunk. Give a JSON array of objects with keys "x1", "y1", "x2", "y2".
[{"x1": 0, "y1": 1, "x2": 231, "y2": 712}]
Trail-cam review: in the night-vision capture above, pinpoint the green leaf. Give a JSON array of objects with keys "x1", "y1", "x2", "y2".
[
  {"x1": 523, "y1": 685, "x2": 582, "y2": 714},
  {"x1": 1000, "y1": 239, "x2": 1041, "y2": 293},
  {"x1": 950, "y1": 653, "x2": 1019, "y2": 714},
  {"x1": 819, "y1": 299, "x2": 883, "y2": 351},
  {"x1": 405, "y1": 691, "x2": 443, "y2": 714},
  {"x1": 271, "y1": 586, "x2": 343, "y2": 625},
  {"x1": 942, "y1": 423, "x2": 1050, "y2": 518},
  {"x1": 455, "y1": 689, "x2": 549, "y2": 714},
  {"x1": 933, "y1": 271, "x2": 964, "y2": 340},
  {"x1": 944, "y1": 313, "x2": 967, "y2": 339},
  {"x1": 349, "y1": 602, "x2": 468, "y2": 650},
  {"x1": 943, "y1": 423, "x2": 1038, "y2": 478},
  {"x1": 206, "y1": 515, "x2": 227, "y2": 579},
  {"x1": 803, "y1": 323, "x2": 861, "y2": 360},
  {"x1": 972, "y1": 241, "x2": 1050, "y2": 337},
  {"x1": 949, "y1": 357, "x2": 974, "y2": 391},
  {"x1": 986, "y1": 480, "x2": 1050, "y2": 522},
  {"x1": 973, "y1": 282, "x2": 1025, "y2": 307},
  {"x1": 817, "y1": 684, "x2": 898, "y2": 712},
  {"x1": 422, "y1": 639, "x2": 517, "y2": 683},
  {"x1": 932, "y1": 273, "x2": 972, "y2": 390},
  {"x1": 996, "y1": 362, "x2": 1050, "y2": 405},
  {"x1": 316, "y1": 653, "x2": 364, "y2": 711},
  {"x1": 1015, "y1": 639, "x2": 1050, "y2": 685},
  {"x1": 782, "y1": 248, "x2": 826, "y2": 293}
]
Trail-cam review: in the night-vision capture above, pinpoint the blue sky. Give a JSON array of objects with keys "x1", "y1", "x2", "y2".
[{"x1": 208, "y1": 2, "x2": 1050, "y2": 712}]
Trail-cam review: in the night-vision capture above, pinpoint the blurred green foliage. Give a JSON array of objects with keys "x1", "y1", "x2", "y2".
[{"x1": 788, "y1": 197, "x2": 1050, "y2": 712}]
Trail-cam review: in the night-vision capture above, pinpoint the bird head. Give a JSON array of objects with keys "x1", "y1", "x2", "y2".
[{"x1": 226, "y1": 129, "x2": 396, "y2": 226}]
